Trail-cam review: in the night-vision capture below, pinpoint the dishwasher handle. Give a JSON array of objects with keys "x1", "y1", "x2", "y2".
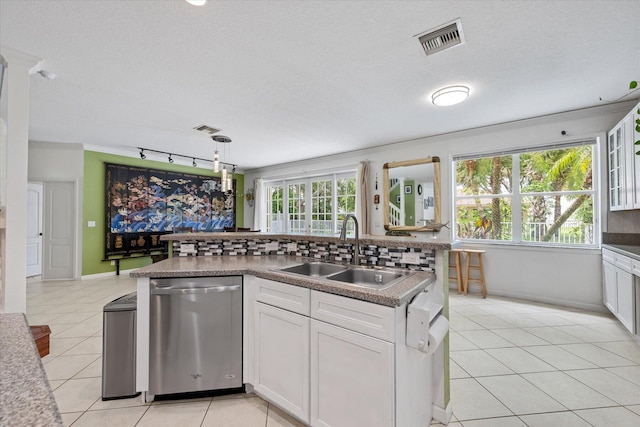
[{"x1": 151, "y1": 284, "x2": 241, "y2": 295}]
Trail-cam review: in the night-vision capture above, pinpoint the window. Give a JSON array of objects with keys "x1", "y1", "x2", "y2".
[
  {"x1": 453, "y1": 140, "x2": 597, "y2": 246},
  {"x1": 263, "y1": 172, "x2": 357, "y2": 235}
]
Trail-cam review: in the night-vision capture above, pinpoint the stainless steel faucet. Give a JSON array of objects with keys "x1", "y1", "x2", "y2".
[{"x1": 339, "y1": 214, "x2": 360, "y2": 265}]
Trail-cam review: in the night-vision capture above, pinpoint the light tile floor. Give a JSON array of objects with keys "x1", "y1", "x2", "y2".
[
  {"x1": 26, "y1": 275, "x2": 640, "y2": 426},
  {"x1": 439, "y1": 290, "x2": 640, "y2": 427}
]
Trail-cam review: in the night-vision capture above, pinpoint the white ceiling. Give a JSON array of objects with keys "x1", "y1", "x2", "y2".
[{"x1": 1, "y1": 0, "x2": 639, "y2": 171}]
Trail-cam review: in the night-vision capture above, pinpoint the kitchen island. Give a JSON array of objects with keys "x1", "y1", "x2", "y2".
[
  {"x1": 130, "y1": 254, "x2": 434, "y2": 307},
  {"x1": 0, "y1": 313, "x2": 63, "y2": 427},
  {"x1": 130, "y1": 233, "x2": 452, "y2": 426}
]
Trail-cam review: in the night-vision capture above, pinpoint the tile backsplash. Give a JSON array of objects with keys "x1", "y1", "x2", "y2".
[
  {"x1": 602, "y1": 232, "x2": 640, "y2": 246},
  {"x1": 173, "y1": 238, "x2": 435, "y2": 272},
  {"x1": 607, "y1": 210, "x2": 640, "y2": 234}
]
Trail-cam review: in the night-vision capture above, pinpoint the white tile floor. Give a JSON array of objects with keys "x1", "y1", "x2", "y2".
[
  {"x1": 440, "y1": 290, "x2": 640, "y2": 427},
  {"x1": 26, "y1": 275, "x2": 640, "y2": 427}
]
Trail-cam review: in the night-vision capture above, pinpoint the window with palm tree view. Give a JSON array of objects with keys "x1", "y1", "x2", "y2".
[
  {"x1": 453, "y1": 140, "x2": 597, "y2": 246},
  {"x1": 264, "y1": 172, "x2": 357, "y2": 235}
]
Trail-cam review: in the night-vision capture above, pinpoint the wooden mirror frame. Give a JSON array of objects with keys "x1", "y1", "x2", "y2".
[{"x1": 383, "y1": 156, "x2": 441, "y2": 231}]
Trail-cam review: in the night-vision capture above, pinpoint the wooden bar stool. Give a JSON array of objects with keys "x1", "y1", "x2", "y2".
[
  {"x1": 448, "y1": 249, "x2": 465, "y2": 294},
  {"x1": 464, "y1": 249, "x2": 487, "y2": 298}
]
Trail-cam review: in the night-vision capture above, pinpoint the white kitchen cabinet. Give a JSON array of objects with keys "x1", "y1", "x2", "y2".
[
  {"x1": 609, "y1": 119, "x2": 626, "y2": 210},
  {"x1": 603, "y1": 258, "x2": 617, "y2": 313},
  {"x1": 607, "y1": 100, "x2": 640, "y2": 211},
  {"x1": 631, "y1": 104, "x2": 640, "y2": 209},
  {"x1": 254, "y1": 301, "x2": 310, "y2": 423},
  {"x1": 310, "y1": 319, "x2": 394, "y2": 427},
  {"x1": 616, "y1": 270, "x2": 634, "y2": 333},
  {"x1": 246, "y1": 276, "x2": 438, "y2": 427},
  {"x1": 602, "y1": 248, "x2": 636, "y2": 333}
]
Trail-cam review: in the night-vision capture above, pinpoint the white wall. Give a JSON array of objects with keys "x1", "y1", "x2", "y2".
[
  {"x1": 28, "y1": 141, "x2": 84, "y2": 279},
  {"x1": 245, "y1": 100, "x2": 638, "y2": 311},
  {"x1": 0, "y1": 47, "x2": 41, "y2": 313}
]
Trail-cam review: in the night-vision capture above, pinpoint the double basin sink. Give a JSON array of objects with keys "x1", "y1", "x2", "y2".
[{"x1": 276, "y1": 261, "x2": 412, "y2": 290}]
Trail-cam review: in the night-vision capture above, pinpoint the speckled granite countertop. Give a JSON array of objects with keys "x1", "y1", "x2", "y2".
[
  {"x1": 602, "y1": 244, "x2": 640, "y2": 261},
  {"x1": 130, "y1": 255, "x2": 436, "y2": 307},
  {"x1": 160, "y1": 232, "x2": 452, "y2": 250},
  {"x1": 0, "y1": 313, "x2": 63, "y2": 427}
]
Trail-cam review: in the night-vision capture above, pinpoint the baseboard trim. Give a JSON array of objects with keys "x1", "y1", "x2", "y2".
[
  {"x1": 432, "y1": 401, "x2": 453, "y2": 425},
  {"x1": 81, "y1": 268, "x2": 136, "y2": 280},
  {"x1": 448, "y1": 284, "x2": 606, "y2": 313}
]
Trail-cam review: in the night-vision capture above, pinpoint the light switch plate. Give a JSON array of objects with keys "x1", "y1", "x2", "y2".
[
  {"x1": 401, "y1": 252, "x2": 422, "y2": 265},
  {"x1": 287, "y1": 242, "x2": 298, "y2": 252},
  {"x1": 265, "y1": 241, "x2": 279, "y2": 251},
  {"x1": 87, "y1": 221, "x2": 96, "y2": 227}
]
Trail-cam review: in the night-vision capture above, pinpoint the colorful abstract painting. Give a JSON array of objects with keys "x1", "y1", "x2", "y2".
[{"x1": 105, "y1": 163, "x2": 235, "y2": 257}]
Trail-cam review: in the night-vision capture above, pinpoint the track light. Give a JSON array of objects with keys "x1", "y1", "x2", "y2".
[{"x1": 136, "y1": 147, "x2": 237, "y2": 171}]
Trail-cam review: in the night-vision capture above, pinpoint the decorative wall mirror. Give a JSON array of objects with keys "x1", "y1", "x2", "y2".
[{"x1": 383, "y1": 156, "x2": 442, "y2": 231}]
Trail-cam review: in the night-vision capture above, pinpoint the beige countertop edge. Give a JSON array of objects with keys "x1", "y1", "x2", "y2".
[
  {"x1": 0, "y1": 314, "x2": 64, "y2": 427},
  {"x1": 130, "y1": 256, "x2": 436, "y2": 307},
  {"x1": 159, "y1": 232, "x2": 452, "y2": 250}
]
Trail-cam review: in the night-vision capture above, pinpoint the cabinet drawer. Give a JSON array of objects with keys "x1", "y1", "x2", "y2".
[
  {"x1": 254, "y1": 277, "x2": 310, "y2": 316},
  {"x1": 602, "y1": 248, "x2": 615, "y2": 264},
  {"x1": 614, "y1": 253, "x2": 632, "y2": 273},
  {"x1": 310, "y1": 291, "x2": 395, "y2": 342}
]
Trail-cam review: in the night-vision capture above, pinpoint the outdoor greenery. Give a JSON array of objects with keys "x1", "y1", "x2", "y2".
[
  {"x1": 624, "y1": 80, "x2": 640, "y2": 155},
  {"x1": 455, "y1": 144, "x2": 594, "y2": 244},
  {"x1": 265, "y1": 176, "x2": 356, "y2": 234}
]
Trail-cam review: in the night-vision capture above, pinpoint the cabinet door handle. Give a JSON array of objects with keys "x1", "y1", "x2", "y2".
[{"x1": 151, "y1": 285, "x2": 241, "y2": 295}]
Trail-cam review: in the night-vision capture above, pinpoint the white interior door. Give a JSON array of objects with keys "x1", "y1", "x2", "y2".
[
  {"x1": 26, "y1": 183, "x2": 43, "y2": 277},
  {"x1": 43, "y1": 182, "x2": 75, "y2": 280}
]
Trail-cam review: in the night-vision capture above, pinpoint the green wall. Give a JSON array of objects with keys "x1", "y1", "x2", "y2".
[
  {"x1": 404, "y1": 180, "x2": 415, "y2": 226},
  {"x1": 82, "y1": 150, "x2": 244, "y2": 275}
]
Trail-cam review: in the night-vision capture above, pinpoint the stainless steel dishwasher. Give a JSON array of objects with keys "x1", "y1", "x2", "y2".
[{"x1": 149, "y1": 276, "x2": 243, "y2": 396}]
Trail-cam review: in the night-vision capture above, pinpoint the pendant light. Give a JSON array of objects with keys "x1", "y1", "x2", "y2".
[
  {"x1": 228, "y1": 166, "x2": 235, "y2": 192},
  {"x1": 221, "y1": 166, "x2": 228, "y2": 192},
  {"x1": 211, "y1": 135, "x2": 233, "y2": 193}
]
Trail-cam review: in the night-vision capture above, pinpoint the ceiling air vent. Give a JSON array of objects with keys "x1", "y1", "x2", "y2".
[
  {"x1": 415, "y1": 18, "x2": 465, "y2": 57},
  {"x1": 193, "y1": 124, "x2": 221, "y2": 135}
]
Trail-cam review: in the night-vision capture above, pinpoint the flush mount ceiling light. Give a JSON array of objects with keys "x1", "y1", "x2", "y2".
[
  {"x1": 431, "y1": 85, "x2": 470, "y2": 106},
  {"x1": 185, "y1": 0, "x2": 207, "y2": 6}
]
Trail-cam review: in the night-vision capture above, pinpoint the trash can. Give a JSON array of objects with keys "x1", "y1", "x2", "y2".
[{"x1": 102, "y1": 292, "x2": 140, "y2": 400}]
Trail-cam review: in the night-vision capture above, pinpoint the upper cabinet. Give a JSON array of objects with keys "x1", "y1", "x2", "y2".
[
  {"x1": 608, "y1": 119, "x2": 625, "y2": 210},
  {"x1": 608, "y1": 101, "x2": 640, "y2": 211},
  {"x1": 631, "y1": 104, "x2": 640, "y2": 209}
]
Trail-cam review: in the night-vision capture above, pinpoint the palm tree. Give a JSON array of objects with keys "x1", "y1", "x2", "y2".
[
  {"x1": 457, "y1": 145, "x2": 592, "y2": 243},
  {"x1": 540, "y1": 146, "x2": 592, "y2": 242}
]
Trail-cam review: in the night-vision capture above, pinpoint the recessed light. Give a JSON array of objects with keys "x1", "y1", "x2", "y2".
[
  {"x1": 431, "y1": 85, "x2": 470, "y2": 106},
  {"x1": 185, "y1": 0, "x2": 207, "y2": 6}
]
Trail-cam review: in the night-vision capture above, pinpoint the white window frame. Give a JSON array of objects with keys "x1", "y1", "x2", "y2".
[
  {"x1": 452, "y1": 138, "x2": 600, "y2": 248},
  {"x1": 262, "y1": 170, "x2": 357, "y2": 235}
]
